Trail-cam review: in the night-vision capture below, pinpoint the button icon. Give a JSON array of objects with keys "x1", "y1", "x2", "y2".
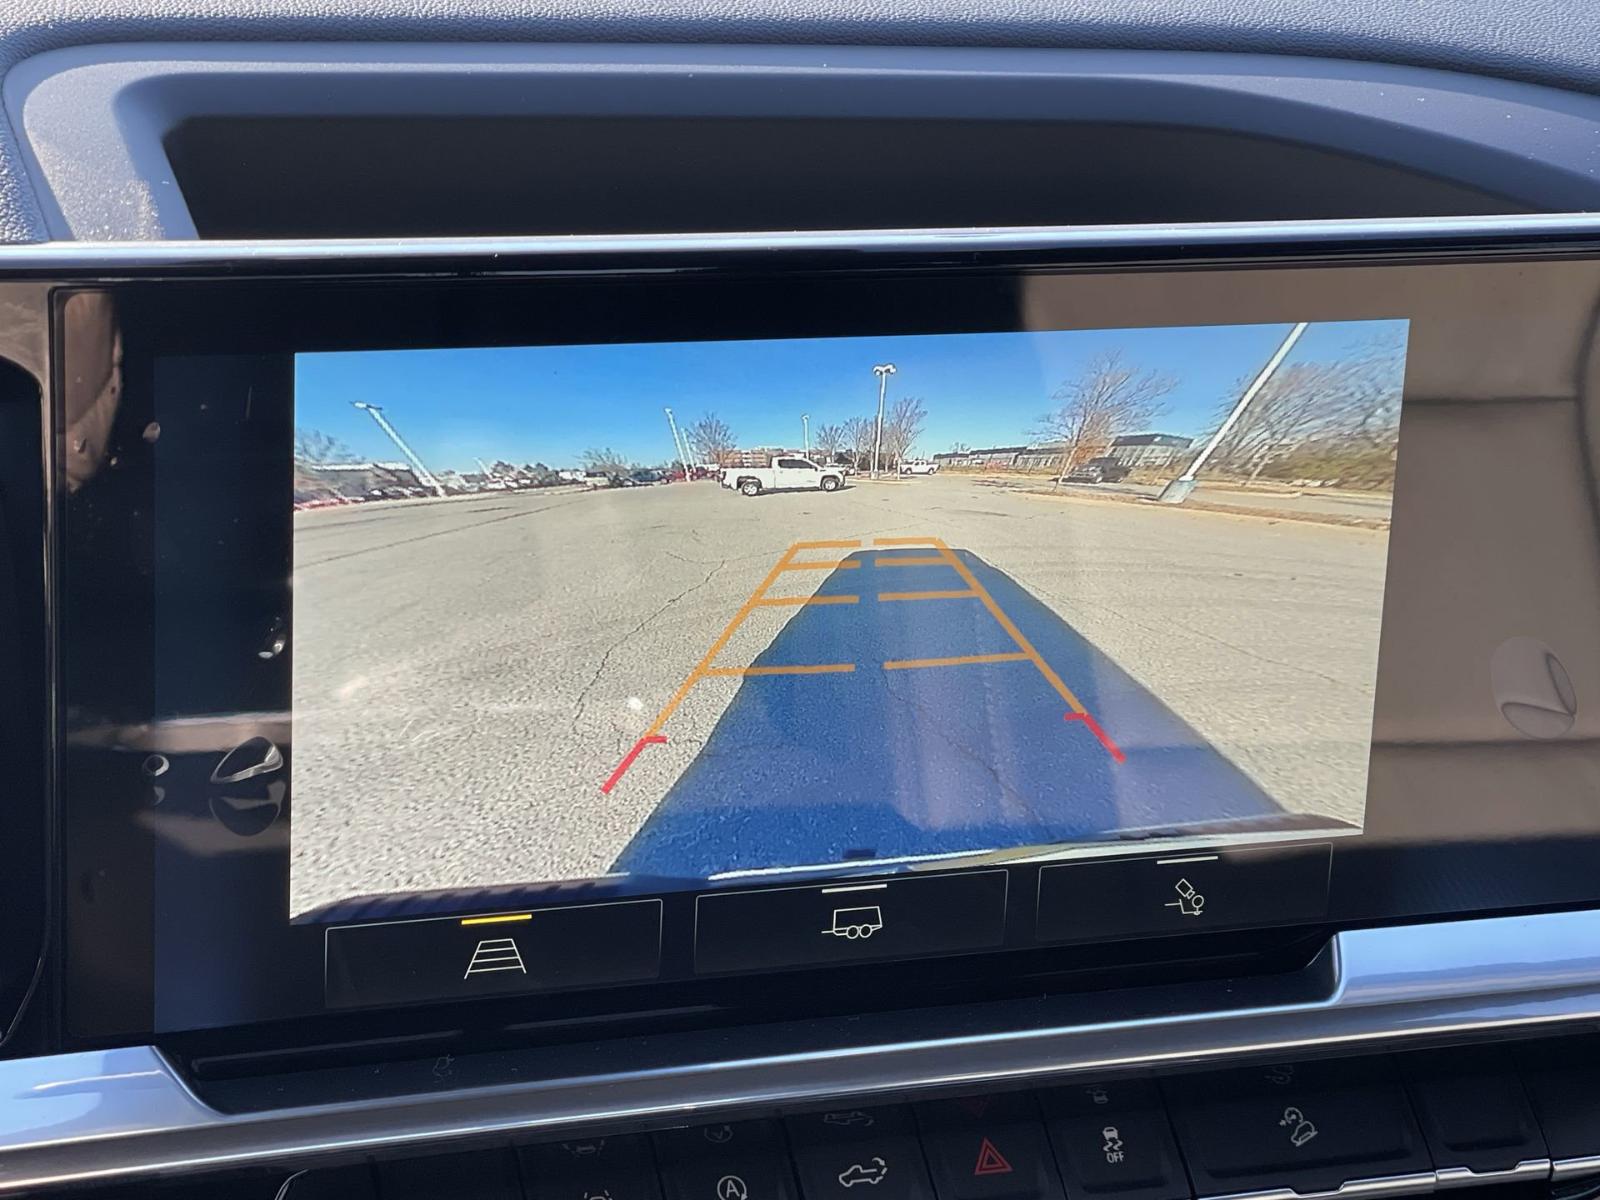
[
  {"x1": 822, "y1": 1111, "x2": 876, "y2": 1128},
  {"x1": 973, "y1": 1138, "x2": 1013, "y2": 1177},
  {"x1": 1085, "y1": 1085, "x2": 1110, "y2": 1106},
  {"x1": 584, "y1": 1191, "x2": 614, "y2": 1200},
  {"x1": 1101, "y1": 1127, "x2": 1125, "y2": 1164},
  {"x1": 838, "y1": 1158, "x2": 889, "y2": 1188},
  {"x1": 717, "y1": 1175, "x2": 749, "y2": 1200},
  {"x1": 1278, "y1": 1106, "x2": 1319, "y2": 1148},
  {"x1": 563, "y1": 1139, "x2": 606, "y2": 1157},
  {"x1": 824, "y1": 906, "x2": 884, "y2": 940},
  {"x1": 1164, "y1": 878, "x2": 1205, "y2": 918},
  {"x1": 1264, "y1": 1065, "x2": 1295, "y2": 1086},
  {"x1": 703, "y1": 1125, "x2": 736, "y2": 1145},
  {"x1": 464, "y1": 936, "x2": 526, "y2": 977}
]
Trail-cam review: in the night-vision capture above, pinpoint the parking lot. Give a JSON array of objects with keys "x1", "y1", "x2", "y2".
[{"x1": 290, "y1": 473, "x2": 1386, "y2": 916}]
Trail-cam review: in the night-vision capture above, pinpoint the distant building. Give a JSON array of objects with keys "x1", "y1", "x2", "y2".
[
  {"x1": 293, "y1": 460, "x2": 420, "y2": 502},
  {"x1": 1108, "y1": 433, "x2": 1194, "y2": 469}
]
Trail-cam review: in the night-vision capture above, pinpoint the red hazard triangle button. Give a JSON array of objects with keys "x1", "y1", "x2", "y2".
[{"x1": 973, "y1": 1137, "x2": 1014, "y2": 1177}]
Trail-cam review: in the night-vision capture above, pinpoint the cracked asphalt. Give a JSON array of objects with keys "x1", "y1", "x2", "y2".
[{"x1": 290, "y1": 475, "x2": 1387, "y2": 916}]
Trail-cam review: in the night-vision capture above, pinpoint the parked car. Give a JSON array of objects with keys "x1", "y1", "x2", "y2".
[
  {"x1": 899, "y1": 460, "x2": 938, "y2": 475},
  {"x1": 720, "y1": 456, "x2": 845, "y2": 496},
  {"x1": 1066, "y1": 456, "x2": 1132, "y2": 484}
]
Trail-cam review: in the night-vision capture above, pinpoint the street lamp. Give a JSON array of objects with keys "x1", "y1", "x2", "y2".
[
  {"x1": 351, "y1": 402, "x2": 447, "y2": 497},
  {"x1": 663, "y1": 407, "x2": 692, "y2": 477},
  {"x1": 802, "y1": 413, "x2": 810, "y2": 458},
  {"x1": 871, "y1": 364, "x2": 896, "y2": 478},
  {"x1": 1157, "y1": 322, "x2": 1309, "y2": 505}
]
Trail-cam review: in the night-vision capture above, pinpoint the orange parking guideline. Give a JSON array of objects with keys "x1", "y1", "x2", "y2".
[
  {"x1": 641, "y1": 543, "x2": 802, "y2": 737},
  {"x1": 884, "y1": 652, "x2": 1030, "y2": 671},
  {"x1": 615, "y1": 533, "x2": 1113, "y2": 794},
  {"x1": 754, "y1": 595, "x2": 859, "y2": 607},
  {"x1": 706, "y1": 663, "x2": 856, "y2": 677},
  {"x1": 877, "y1": 589, "x2": 975, "y2": 602},
  {"x1": 872, "y1": 536, "x2": 1089, "y2": 716}
]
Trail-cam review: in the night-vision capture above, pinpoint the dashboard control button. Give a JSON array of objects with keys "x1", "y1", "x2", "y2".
[
  {"x1": 1047, "y1": 1110, "x2": 1184, "y2": 1198},
  {"x1": 1040, "y1": 1081, "x2": 1186, "y2": 1200},
  {"x1": 1519, "y1": 1041, "x2": 1600, "y2": 1164},
  {"x1": 917, "y1": 1094, "x2": 1039, "y2": 1130},
  {"x1": 377, "y1": 1149, "x2": 523, "y2": 1199},
  {"x1": 694, "y1": 872, "x2": 1007, "y2": 975},
  {"x1": 1165, "y1": 1058, "x2": 1432, "y2": 1196},
  {"x1": 1036, "y1": 844, "x2": 1330, "y2": 944},
  {"x1": 1402, "y1": 1051, "x2": 1547, "y2": 1177},
  {"x1": 324, "y1": 899, "x2": 662, "y2": 1008},
  {"x1": 791, "y1": 1130, "x2": 934, "y2": 1200},
  {"x1": 522, "y1": 1134, "x2": 663, "y2": 1200},
  {"x1": 658, "y1": 1121, "x2": 797, "y2": 1200},
  {"x1": 919, "y1": 1117, "x2": 1063, "y2": 1200}
]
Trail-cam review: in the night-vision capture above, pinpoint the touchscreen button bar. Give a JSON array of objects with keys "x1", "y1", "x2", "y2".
[
  {"x1": 324, "y1": 898, "x2": 662, "y2": 1009},
  {"x1": 1035, "y1": 842, "x2": 1331, "y2": 944},
  {"x1": 694, "y1": 870, "x2": 1008, "y2": 975}
]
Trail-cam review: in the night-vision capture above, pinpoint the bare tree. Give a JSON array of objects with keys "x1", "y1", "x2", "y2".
[
  {"x1": 814, "y1": 422, "x2": 845, "y2": 464},
  {"x1": 582, "y1": 447, "x2": 630, "y2": 474},
  {"x1": 949, "y1": 441, "x2": 972, "y2": 454},
  {"x1": 1204, "y1": 333, "x2": 1406, "y2": 488},
  {"x1": 841, "y1": 416, "x2": 873, "y2": 468},
  {"x1": 294, "y1": 428, "x2": 356, "y2": 464},
  {"x1": 881, "y1": 396, "x2": 929, "y2": 468},
  {"x1": 688, "y1": 412, "x2": 737, "y2": 465},
  {"x1": 1034, "y1": 351, "x2": 1176, "y2": 487}
]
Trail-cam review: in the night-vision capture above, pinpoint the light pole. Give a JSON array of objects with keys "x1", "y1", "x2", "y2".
[
  {"x1": 802, "y1": 414, "x2": 810, "y2": 458},
  {"x1": 871, "y1": 364, "x2": 896, "y2": 478},
  {"x1": 351, "y1": 402, "x2": 447, "y2": 497},
  {"x1": 1158, "y1": 322, "x2": 1309, "y2": 504},
  {"x1": 663, "y1": 407, "x2": 692, "y2": 477}
]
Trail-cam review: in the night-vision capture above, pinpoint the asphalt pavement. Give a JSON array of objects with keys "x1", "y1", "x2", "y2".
[{"x1": 290, "y1": 475, "x2": 1386, "y2": 917}]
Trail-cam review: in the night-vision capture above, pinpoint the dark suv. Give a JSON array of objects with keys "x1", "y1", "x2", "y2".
[{"x1": 1066, "y1": 456, "x2": 1132, "y2": 484}]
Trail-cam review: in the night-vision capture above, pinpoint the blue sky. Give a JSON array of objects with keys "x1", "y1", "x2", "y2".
[{"x1": 296, "y1": 319, "x2": 1406, "y2": 472}]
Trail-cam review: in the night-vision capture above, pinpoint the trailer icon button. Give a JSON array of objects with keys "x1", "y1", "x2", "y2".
[{"x1": 825, "y1": 905, "x2": 885, "y2": 940}]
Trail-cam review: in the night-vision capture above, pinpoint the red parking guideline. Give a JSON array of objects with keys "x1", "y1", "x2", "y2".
[
  {"x1": 601, "y1": 735, "x2": 668, "y2": 794},
  {"x1": 1064, "y1": 711, "x2": 1125, "y2": 763}
]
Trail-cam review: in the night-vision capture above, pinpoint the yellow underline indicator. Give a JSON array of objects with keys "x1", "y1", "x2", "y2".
[
  {"x1": 460, "y1": 913, "x2": 534, "y2": 927},
  {"x1": 883, "y1": 652, "x2": 1031, "y2": 670},
  {"x1": 877, "y1": 590, "x2": 976, "y2": 602},
  {"x1": 705, "y1": 663, "x2": 857, "y2": 677},
  {"x1": 753, "y1": 595, "x2": 860, "y2": 607}
]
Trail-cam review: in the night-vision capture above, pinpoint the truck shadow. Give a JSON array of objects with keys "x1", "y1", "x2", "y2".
[{"x1": 612, "y1": 547, "x2": 1328, "y2": 881}]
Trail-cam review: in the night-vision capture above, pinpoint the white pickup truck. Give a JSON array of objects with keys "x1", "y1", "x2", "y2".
[{"x1": 721, "y1": 456, "x2": 845, "y2": 497}]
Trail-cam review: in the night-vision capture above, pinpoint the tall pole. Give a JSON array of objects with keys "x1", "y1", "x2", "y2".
[
  {"x1": 352, "y1": 402, "x2": 447, "y2": 497},
  {"x1": 802, "y1": 414, "x2": 810, "y2": 458},
  {"x1": 663, "y1": 407, "x2": 692, "y2": 477},
  {"x1": 871, "y1": 364, "x2": 896, "y2": 478},
  {"x1": 1158, "y1": 322, "x2": 1308, "y2": 505}
]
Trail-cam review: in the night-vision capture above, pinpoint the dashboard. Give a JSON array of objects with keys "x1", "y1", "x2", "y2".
[{"x1": 7, "y1": 1, "x2": 1600, "y2": 1198}]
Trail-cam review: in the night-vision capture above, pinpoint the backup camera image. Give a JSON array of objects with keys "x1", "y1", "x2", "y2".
[{"x1": 289, "y1": 319, "x2": 1406, "y2": 919}]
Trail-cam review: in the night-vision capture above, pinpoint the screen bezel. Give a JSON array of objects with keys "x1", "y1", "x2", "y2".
[{"x1": 51, "y1": 227, "x2": 1600, "y2": 1045}]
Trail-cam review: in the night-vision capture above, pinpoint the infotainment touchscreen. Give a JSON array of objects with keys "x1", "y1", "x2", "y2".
[
  {"x1": 290, "y1": 321, "x2": 1404, "y2": 921},
  {"x1": 58, "y1": 229, "x2": 1600, "y2": 1039}
]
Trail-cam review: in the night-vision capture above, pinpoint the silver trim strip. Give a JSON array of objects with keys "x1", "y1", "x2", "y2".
[
  {"x1": 1434, "y1": 1160, "x2": 1552, "y2": 1189},
  {"x1": 1203, "y1": 1172, "x2": 1439, "y2": 1200},
  {"x1": 0, "y1": 212, "x2": 1598, "y2": 271},
  {"x1": 1552, "y1": 1155, "x2": 1600, "y2": 1182},
  {"x1": 4, "y1": 908, "x2": 1600, "y2": 1191}
]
